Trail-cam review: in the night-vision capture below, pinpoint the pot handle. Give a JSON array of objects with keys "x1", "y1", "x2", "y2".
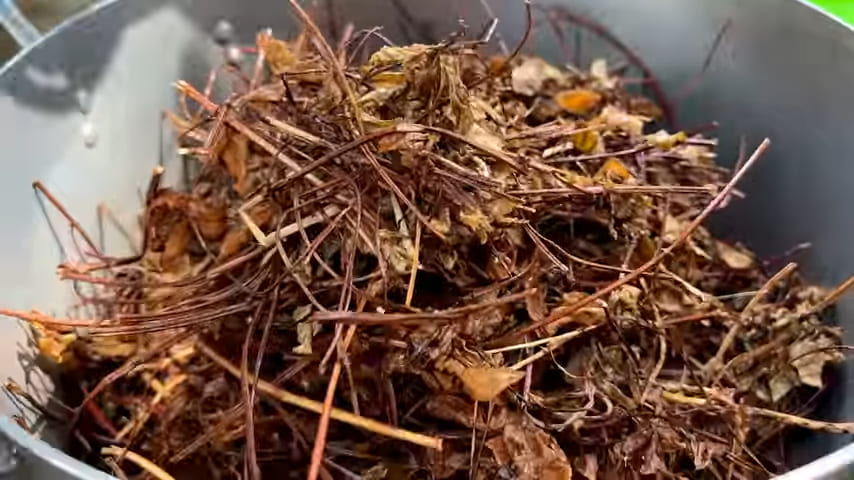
[{"x1": 0, "y1": 0, "x2": 41, "y2": 49}]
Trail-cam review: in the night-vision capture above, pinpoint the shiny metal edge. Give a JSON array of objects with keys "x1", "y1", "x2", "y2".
[
  {"x1": 0, "y1": 0, "x2": 121, "y2": 78},
  {"x1": 0, "y1": 417, "x2": 115, "y2": 479}
]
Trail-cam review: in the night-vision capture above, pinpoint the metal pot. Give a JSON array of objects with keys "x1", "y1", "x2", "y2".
[{"x1": 0, "y1": 0, "x2": 851, "y2": 478}]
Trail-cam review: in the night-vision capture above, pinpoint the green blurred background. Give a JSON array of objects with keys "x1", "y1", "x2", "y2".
[
  {"x1": 813, "y1": 0, "x2": 854, "y2": 24},
  {"x1": 0, "y1": 0, "x2": 852, "y2": 62}
]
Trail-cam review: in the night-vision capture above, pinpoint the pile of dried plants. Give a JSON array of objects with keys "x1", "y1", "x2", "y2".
[{"x1": 3, "y1": 2, "x2": 854, "y2": 479}]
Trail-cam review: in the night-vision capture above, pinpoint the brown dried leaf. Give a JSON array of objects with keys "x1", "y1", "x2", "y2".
[
  {"x1": 690, "y1": 439, "x2": 728, "y2": 470},
  {"x1": 221, "y1": 134, "x2": 250, "y2": 195},
  {"x1": 366, "y1": 44, "x2": 429, "y2": 69},
  {"x1": 218, "y1": 228, "x2": 249, "y2": 260},
  {"x1": 574, "y1": 453, "x2": 598, "y2": 480},
  {"x1": 486, "y1": 415, "x2": 572, "y2": 480},
  {"x1": 466, "y1": 123, "x2": 504, "y2": 152},
  {"x1": 554, "y1": 89, "x2": 603, "y2": 115},
  {"x1": 717, "y1": 241, "x2": 754, "y2": 270},
  {"x1": 189, "y1": 200, "x2": 227, "y2": 240},
  {"x1": 458, "y1": 367, "x2": 525, "y2": 402}
]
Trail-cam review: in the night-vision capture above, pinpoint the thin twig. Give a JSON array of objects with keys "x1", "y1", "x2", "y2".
[
  {"x1": 497, "y1": 139, "x2": 771, "y2": 344},
  {"x1": 197, "y1": 341, "x2": 442, "y2": 450},
  {"x1": 102, "y1": 446, "x2": 175, "y2": 480}
]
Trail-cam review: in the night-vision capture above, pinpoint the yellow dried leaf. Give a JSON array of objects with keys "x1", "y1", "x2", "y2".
[
  {"x1": 38, "y1": 333, "x2": 76, "y2": 364},
  {"x1": 716, "y1": 241, "x2": 754, "y2": 270},
  {"x1": 594, "y1": 157, "x2": 634, "y2": 183},
  {"x1": 459, "y1": 208, "x2": 493, "y2": 244},
  {"x1": 554, "y1": 89, "x2": 603, "y2": 115},
  {"x1": 257, "y1": 32, "x2": 296, "y2": 74},
  {"x1": 366, "y1": 44, "x2": 429, "y2": 69},
  {"x1": 572, "y1": 129, "x2": 600, "y2": 154},
  {"x1": 459, "y1": 367, "x2": 525, "y2": 402},
  {"x1": 88, "y1": 337, "x2": 137, "y2": 359},
  {"x1": 488, "y1": 198, "x2": 517, "y2": 220},
  {"x1": 646, "y1": 130, "x2": 687, "y2": 149},
  {"x1": 371, "y1": 71, "x2": 407, "y2": 88}
]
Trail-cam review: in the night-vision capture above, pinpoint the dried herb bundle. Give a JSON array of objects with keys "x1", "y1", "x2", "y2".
[{"x1": 3, "y1": 4, "x2": 854, "y2": 480}]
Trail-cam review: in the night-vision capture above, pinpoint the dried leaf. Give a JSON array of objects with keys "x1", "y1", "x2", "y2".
[
  {"x1": 789, "y1": 336, "x2": 842, "y2": 388},
  {"x1": 459, "y1": 208, "x2": 493, "y2": 244},
  {"x1": 594, "y1": 158, "x2": 634, "y2": 184},
  {"x1": 572, "y1": 129, "x2": 601, "y2": 154},
  {"x1": 466, "y1": 123, "x2": 504, "y2": 152},
  {"x1": 597, "y1": 105, "x2": 647, "y2": 137},
  {"x1": 717, "y1": 241, "x2": 754, "y2": 270},
  {"x1": 768, "y1": 369, "x2": 797, "y2": 402},
  {"x1": 487, "y1": 414, "x2": 572, "y2": 480},
  {"x1": 458, "y1": 367, "x2": 525, "y2": 402},
  {"x1": 690, "y1": 440, "x2": 727, "y2": 470},
  {"x1": 590, "y1": 58, "x2": 617, "y2": 89},
  {"x1": 554, "y1": 89, "x2": 603, "y2": 115},
  {"x1": 37, "y1": 331, "x2": 76, "y2": 364},
  {"x1": 293, "y1": 305, "x2": 316, "y2": 355},
  {"x1": 258, "y1": 32, "x2": 296, "y2": 74},
  {"x1": 575, "y1": 453, "x2": 598, "y2": 480},
  {"x1": 646, "y1": 130, "x2": 687, "y2": 149},
  {"x1": 221, "y1": 134, "x2": 250, "y2": 195},
  {"x1": 511, "y1": 57, "x2": 563, "y2": 96},
  {"x1": 366, "y1": 44, "x2": 429, "y2": 69}
]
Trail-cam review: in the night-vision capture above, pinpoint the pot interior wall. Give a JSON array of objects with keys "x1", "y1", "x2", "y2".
[{"x1": 0, "y1": 0, "x2": 851, "y2": 471}]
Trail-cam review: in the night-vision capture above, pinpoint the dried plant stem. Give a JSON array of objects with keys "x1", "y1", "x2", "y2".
[
  {"x1": 197, "y1": 341, "x2": 442, "y2": 450},
  {"x1": 308, "y1": 324, "x2": 358, "y2": 480},
  {"x1": 102, "y1": 446, "x2": 175, "y2": 480},
  {"x1": 812, "y1": 274, "x2": 854, "y2": 314},
  {"x1": 174, "y1": 81, "x2": 325, "y2": 188},
  {"x1": 499, "y1": 139, "x2": 771, "y2": 344},
  {"x1": 33, "y1": 181, "x2": 102, "y2": 256},
  {"x1": 314, "y1": 289, "x2": 534, "y2": 324},
  {"x1": 405, "y1": 223, "x2": 422, "y2": 308},
  {"x1": 706, "y1": 262, "x2": 798, "y2": 376},
  {"x1": 488, "y1": 323, "x2": 601, "y2": 355},
  {"x1": 661, "y1": 391, "x2": 854, "y2": 434}
]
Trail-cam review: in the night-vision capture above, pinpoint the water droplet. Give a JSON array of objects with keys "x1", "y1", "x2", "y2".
[
  {"x1": 76, "y1": 89, "x2": 91, "y2": 114},
  {"x1": 226, "y1": 45, "x2": 243, "y2": 65},
  {"x1": 81, "y1": 121, "x2": 97, "y2": 148},
  {"x1": 213, "y1": 19, "x2": 235, "y2": 45}
]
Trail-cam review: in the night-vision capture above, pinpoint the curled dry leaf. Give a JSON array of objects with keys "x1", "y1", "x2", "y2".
[{"x1": 458, "y1": 367, "x2": 526, "y2": 402}]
